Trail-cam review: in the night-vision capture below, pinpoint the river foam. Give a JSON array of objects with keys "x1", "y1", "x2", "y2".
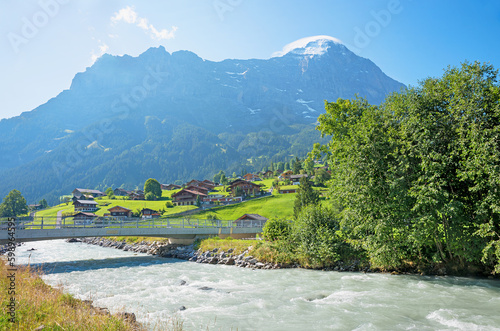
[{"x1": 15, "y1": 240, "x2": 500, "y2": 330}]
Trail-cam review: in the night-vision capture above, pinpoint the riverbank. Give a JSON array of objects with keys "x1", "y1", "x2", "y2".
[
  {"x1": 74, "y1": 236, "x2": 500, "y2": 279},
  {"x1": 0, "y1": 258, "x2": 143, "y2": 330},
  {"x1": 75, "y1": 237, "x2": 366, "y2": 272}
]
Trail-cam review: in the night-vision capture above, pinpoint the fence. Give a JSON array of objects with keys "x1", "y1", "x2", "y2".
[{"x1": 0, "y1": 217, "x2": 265, "y2": 230}]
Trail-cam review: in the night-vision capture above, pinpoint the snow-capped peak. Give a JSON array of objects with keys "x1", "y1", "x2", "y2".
[{"x1": 272, "y1": 35, "x2": 343, "y2": 57}]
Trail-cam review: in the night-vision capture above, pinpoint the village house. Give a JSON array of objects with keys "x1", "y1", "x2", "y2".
[
  {"x1": 113, "y1": 188, "x2": 131, "y2": 196},
  {"x1": 228, "y1": 179, "x2": 261, "y2": 196},
  {"x1": 73, "y1": 199, "x2": 99, "y2": 212},
  {"x1": 279, "y1": 187, "x2": 298, "y2": 194},
  {"x1": 185, "y1": 185, "x2": 209, "y2": 195},
  {"x1": 202, "y1": 196, "x2": 243, "y2": 204},
  {"x1": 161, "y1": 184, "x2": 182, "y2": 190},
  {"x1": 290, "y1": 174, "x2": 308, "y2": 185},
  {"x1": 172, "y1": 189, "x2": 207, "y2": 206},
  {"x1": 243, "y1": 173, "x2": 262, "y2": 181},
  {"x1": 108, "y1": 206, "x2": 132, "y2": 217},
  {"x1": 73, "y1": 212, "x2": 97, "y2": 224},
  {"x1": 28, "y1": 204, "x2": 43, "y2": 211},
  {"x1": 279, "y1": 170, "x2": 294, "y2": 180},
  {"x1": 128, "y1": 190, "x2": 145, "y2": 200},
  {"x1": 185, "y1": 179, "x2": 215, "y2": 191},
  {"x1": 141, "y1": 208, "x2": 160, "y2": 219},
  {"x1": 259, "y1": 170, "x2": 274, "y2": 179},
  {"x1": 72, "y1": 188, "x2": 105, "y2": 199},
  {"x1": 234, "y1": 214, "x2": 268, "y2": 227}
]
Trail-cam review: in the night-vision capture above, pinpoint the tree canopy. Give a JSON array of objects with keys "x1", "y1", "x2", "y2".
[
  {"x1": 0, "y1": 189, "x2": 28, "y2": 217},
  {"x1": 311, "y1": 62, "x2": 500, "y2": 273},
  {"x1": 144, "y1": 178, "x2": 162, "y2": 200}
]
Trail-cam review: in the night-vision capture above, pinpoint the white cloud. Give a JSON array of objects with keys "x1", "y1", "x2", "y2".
[
  {"x1": 99, "y1": 43, "x2": 109, "y2": 53},
  {"x1": 111, "y1": 6, "x2": 137, "y2": 24},
  {"x1": 111, "y1": 6, "x2": 177, "y2": 41},
  {"x1": 91, "y1": 41, "x2": 109, "y2": 63}
]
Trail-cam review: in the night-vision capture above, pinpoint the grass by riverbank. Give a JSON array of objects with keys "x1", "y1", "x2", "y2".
[
  {"x1": 197, "y1": 237, "x2": 298, "y2": 265},
  {"x1": 0, "y1": 260, "x2": 142, "y2": 330}
]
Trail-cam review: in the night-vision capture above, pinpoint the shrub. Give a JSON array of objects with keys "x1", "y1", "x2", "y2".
[{"x1": 262, "y1": 218, "x2": 291, "y2": 241}]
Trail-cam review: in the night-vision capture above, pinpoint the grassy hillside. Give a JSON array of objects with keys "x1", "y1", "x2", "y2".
[
  {"x1": 36, "y1": 190, "x2": 196, "y2": 218},
  {"x1": 195, "y1": 193, "x2": 296, "y2": 220}
]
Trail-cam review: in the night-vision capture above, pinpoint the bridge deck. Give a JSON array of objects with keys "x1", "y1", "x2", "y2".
[{"x1": 0, "y1": 218, "x2": 263, "y2": 244}]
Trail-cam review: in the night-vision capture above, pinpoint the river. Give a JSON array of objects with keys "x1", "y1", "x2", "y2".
[{"x1": 15, "y1": 240, "x2": 500, "y2": 330}]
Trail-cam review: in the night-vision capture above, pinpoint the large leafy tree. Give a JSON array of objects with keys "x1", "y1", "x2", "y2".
[
  {"x1": 144, "y1": 178, "x2": 162, "y2": 200},
  {"x1": 0, "y1": 189, "x2": 28, "y2": 217},
  {"x1": 312, "y1": 62, "x2": 500, "y2": 273}
]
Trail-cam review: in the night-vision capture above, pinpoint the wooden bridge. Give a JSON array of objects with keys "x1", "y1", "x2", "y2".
[{"x1": 0, "y1": 217, "x2": 264, "y2": 245}]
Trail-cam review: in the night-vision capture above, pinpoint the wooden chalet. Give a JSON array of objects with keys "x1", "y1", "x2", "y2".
[
  {"x1": 73, "y1": 212, "x2": 97, "y2": 224},
  {"x1": 228, "y1": 180, "x2": 261, "y2": 196},
  {"x1": 128, "y1": 191, "x2": 145, "y2": 200},
  {"x1": 243, "y1": 173, "x2": 261, "y2": 182},
  {"x1": 28, "y1": 204, "x2": 43, "y2": 211},
  {"x1": 114, "y1": 188, "x2": 131, "y2": 196},
  {"x1": 185, "y1": 185, "x2": 209, "y2": 195},
  {"x1": 279, "y1": 187, "x2": 297, "y2": 194},
  {"x1": 108, "y1": 206, "x2": 132, "y2": 217},
  {"x1": 260, "y1": 170, "x2": 274, "y2": 178},
  {"x1": 185, "y1": 179, "x2": 215, "y2": 191},
  {"x1": 234, "y1": 214, "x2": 268, "y2": 227},
  {"x1": 161, "y1": 184, "x2": 182, "y2": 191},
  {"x1": 200, "y1": 180, "x2": 216, "y2": 190},
  {"x1": 141, "y1": 208, "x2": 160, "y2": 219},
  {"x1": 202, "y1": 196, "x2": 243, "y2": 204},
  {"x1": 72, "y1": 188, "x2": 105, "y2": 198},
  {"x1": 73, "y1": 199, "x2": 99, "y2": 212},
  {"x1": 172, "y1": 189, "x2": 207, "y2": 206},
  {"x1": 290, "y1": 174, "x2": 308, "y2": 185},
  {"x1": 280, "y1": 170, "x2": 294, "y2": 180}
]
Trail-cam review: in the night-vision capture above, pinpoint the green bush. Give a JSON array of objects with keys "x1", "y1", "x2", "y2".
[{"x1": 262, "y1": 218, "x2": 291, "y2": 241}]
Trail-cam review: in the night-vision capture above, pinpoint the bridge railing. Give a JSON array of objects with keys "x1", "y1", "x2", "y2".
[{"x1": 0, "y1": 217, "x2": 264, "y2": 230}]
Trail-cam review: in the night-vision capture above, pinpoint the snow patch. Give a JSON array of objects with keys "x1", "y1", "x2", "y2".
[
  {"x1": 247, "y1": 108, "x2": 261, "y2": 115},
  {"x1": 272, "y1": 35, "x2": 343, "y2": 57}
]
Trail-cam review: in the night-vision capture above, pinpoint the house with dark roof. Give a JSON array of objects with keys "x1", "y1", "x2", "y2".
[
  {"x1": 290, "y1": 174, "x2": 309, "y2": 185},
  {"x1": 161, "y1": 184, "x2": 182, "y2": 191},
  {"x1": 228, "y1": 180, "x2": 261, "y2": 197},
  {"x1": 114, "y1": 188, "x2": 131, "y2": 196},
  {"x1": 73, "y1": 199, "x2": 99, "y2": 212},
  {"x1": 72, "y1": 188, "x2": 105, "y2": 198},
  {"x1": 243, "y1": 173, "x2": 261, "y2": 182},
  {"x1": 141, "y1": 208, "x2": 160, "y2": 219},
  {"x1": 128, "y1": 191, "x2": 145, "y2": 200},
  {"x1": 185, "y1": 185, "x2": 209, "y2": 195},
  {"x1": 172, "y1": 189, "x2": 207, "y2": 206},
  {"x1": 234, "y1": 214, "x2": 268, "y2": 227},
  {"x1": 73, "y1": 212, "x2": 97, "y2": 225},
  {"x1": 108, "y1": 206, "x2": 132, "y2": 217}
]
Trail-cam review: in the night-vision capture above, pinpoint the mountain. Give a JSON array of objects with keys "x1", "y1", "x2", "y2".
[{"x1": 0, "y1": 36, "x2": 405, "y2": 204}]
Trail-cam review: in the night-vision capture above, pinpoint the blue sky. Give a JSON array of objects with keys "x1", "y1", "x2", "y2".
[{"x1": 1, "y1": 0, "x2": 499, "y2": 120}]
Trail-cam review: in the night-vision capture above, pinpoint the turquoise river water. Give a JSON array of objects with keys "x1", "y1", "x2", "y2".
[{"x1": 15, "y1": 240, "x2": 500, "y2": 330}]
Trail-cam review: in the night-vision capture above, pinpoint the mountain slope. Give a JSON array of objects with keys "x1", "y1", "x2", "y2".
[{"x1": 0, "y1": 36, "x2": 405, "y2": 204}]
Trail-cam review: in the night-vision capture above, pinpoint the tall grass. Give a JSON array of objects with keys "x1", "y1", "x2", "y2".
[{"x1": 0, "y1": 260, "x2": 142, "y2": 330}]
